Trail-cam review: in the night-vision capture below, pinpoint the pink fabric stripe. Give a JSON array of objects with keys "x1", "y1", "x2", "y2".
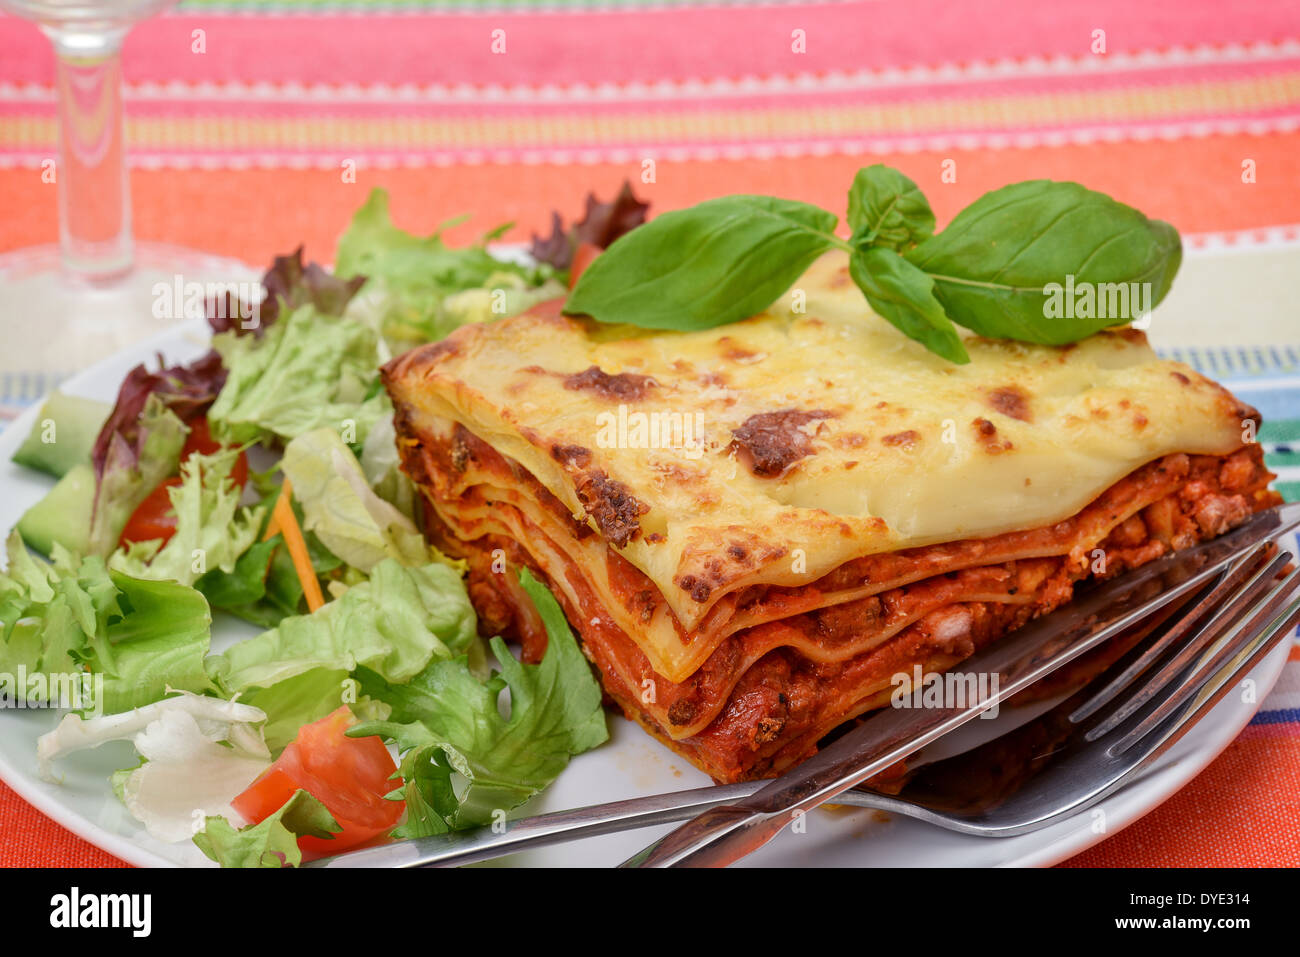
[{"x1": 1, "y1": 1, "x2": 1299, "y2": 88}]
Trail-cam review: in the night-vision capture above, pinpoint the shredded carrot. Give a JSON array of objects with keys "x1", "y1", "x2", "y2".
[{"x1": 268, "y1": 478, "x2": 325, "y2": 613}]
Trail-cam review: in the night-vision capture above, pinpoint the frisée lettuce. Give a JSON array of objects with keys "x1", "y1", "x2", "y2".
[
  {"x1": 353, "y1": 569, "x2": 607, "y2": 835},
  {"x1": 109, "y1": 447, "x2": 265, "y2": 588}
]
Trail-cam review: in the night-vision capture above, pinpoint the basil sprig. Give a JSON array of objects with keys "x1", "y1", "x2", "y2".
[{"x1": 563, "y1": 165, "x2": 1181, "y2": 364}]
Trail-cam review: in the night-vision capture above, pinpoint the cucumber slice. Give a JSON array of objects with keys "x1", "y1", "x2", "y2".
[
  {"x1": 16, "y1": 462, "x2": 95, "y2": 556},
  {"x1": 12, "y1": 391, "x2": 110, "y2": 478}
]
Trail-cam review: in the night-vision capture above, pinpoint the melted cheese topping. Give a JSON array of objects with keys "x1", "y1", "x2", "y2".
[{"x1": 386, "y1": 251, "x2": 1251, "y2": 640}]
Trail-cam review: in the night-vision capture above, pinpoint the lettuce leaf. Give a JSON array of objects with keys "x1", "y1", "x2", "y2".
[
  {"x1": 334, "y1": 188, "x2": 560, "y2": 345},
  {"x1": 205, "y1": 559, "x2": 476, "y2": 750},
  {"x1": 0, "y1": 532, "x2": 212, "y2": 713},
  {"x1": 207, "y1": 304, "x2": 389, "y2": 447},
  {"x1": 0, "y1": 533, "x2": 116, "y2": 705},
  {"x1": 97, "y1": 572, "x2": 214, "y2": 713},
  {"x1": 194, "y1": 789, "x2": 339, "y2": 868},
  {"x1": 257, "y1": 246, "x2": 367, "y2": 329},
  {"x1": 354, "y1": 569, "x2": 606, "y2": 833},
  {"x1": 88, "y1": 395, "x2": 189, "y2": 557},
  {"x1": 109, "y1": 447, "x2": 265, "y2": 588},
  {"x1": 529, "y1": 180, "x2": 649, "y2": 270},
  {"x1": 88, "y1": 347, "x2": 230, "y2": 556},
  {"x1": 39, "y1": 691, "x2": 270, "y2": 842},
  {"x1": 280, "y1": 427, "x2": 456, "y2": 575},
  {"x1": 208, "y1": 245, "x2": 366, "y2": 338}
]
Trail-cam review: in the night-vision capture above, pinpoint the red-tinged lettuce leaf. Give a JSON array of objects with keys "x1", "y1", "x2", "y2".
[
  {"x1": 207, "y1": 246, "x2": 367, "y2": 336},
  {"x1": 259, "y1": 246, "x2": 368, "y2": 327},
  {"x1": 529, "y1": 180, "x2": 649, "y2": 270},
  {"x1": 88, "y1": 396, "x2": 189, "y2": 557},
  {"x1": 87, "y1": 352, "x2": 227, "y2": 555},
  {"x1": 90, "y1": 351, "x2": 226, "y2": 481}
]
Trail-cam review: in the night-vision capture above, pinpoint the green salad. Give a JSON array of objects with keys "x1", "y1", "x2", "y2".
[{"x1": 5, "y1": 183, "x2": 646, "y2": 867}]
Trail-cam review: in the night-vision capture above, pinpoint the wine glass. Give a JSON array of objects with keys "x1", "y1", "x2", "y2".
[{"x1": 0, "y1": 0, "x2": 255, "y2": 376}]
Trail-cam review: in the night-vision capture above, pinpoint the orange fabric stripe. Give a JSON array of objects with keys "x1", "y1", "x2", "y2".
[
  {"x1": 1062, "y1": 733, "x2": 1300, "y2": 867},
  {"x1": 4, "y1": 131, "x2": 1296, "y2": 266}
]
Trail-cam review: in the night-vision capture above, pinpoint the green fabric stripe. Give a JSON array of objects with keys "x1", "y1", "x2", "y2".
[
  {"x1": 1276, "y1": 480, "x2": 1300, "y2": 503},
  {"x1": 1267, "y1": 449, "x2": 1300, "y2": 469},
  {"x1": 1260, "y1": 420, "x2": 1300, "y2": 444}
]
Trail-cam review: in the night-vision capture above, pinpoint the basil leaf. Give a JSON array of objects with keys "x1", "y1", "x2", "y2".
[
  {"x1": 847, "y1": 165, "x2": 935, "y2": 253},
  {"x1": 850, "y1": 248, "x2": 970, "y2": 365},
  {"x1": 905, "y1": 180, "x2": 1181, "y2": 345},
  {"x1": 564, "y1": 195, "x2": 839, "y2": 331}
]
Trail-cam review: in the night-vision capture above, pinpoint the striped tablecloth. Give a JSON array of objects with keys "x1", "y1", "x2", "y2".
[{"x1": 0, "y1": 0, "x2": 1297, "y2": 867}]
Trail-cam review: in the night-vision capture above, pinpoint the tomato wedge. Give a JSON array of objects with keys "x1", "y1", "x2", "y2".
[
  {"x1": 231, "y1": 708, "x2": 404, "y2": 855},
  {"x1": 568, "y1": 241, "x2": 602, "y2": 289},
  {"x1": 118, "y1": 477, "x2": 183, "y2": 546},
  {"x1": 117, "y1": 416, "x2": 249, "y2": 548}
]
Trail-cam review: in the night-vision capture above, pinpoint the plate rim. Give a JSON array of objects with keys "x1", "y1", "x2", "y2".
[{"x1": 0, "y1": 317, "x2": 1288, "y2": 868}]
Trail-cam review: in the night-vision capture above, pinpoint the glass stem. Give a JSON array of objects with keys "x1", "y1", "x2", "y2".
[{"x1": 45, "y1": 26, "x2": 133, "y2": 282}]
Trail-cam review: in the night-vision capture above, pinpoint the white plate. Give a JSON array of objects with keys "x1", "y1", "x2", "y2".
[{"x1": 0, "y1": 318, "x2": 1288, "y2": 868}]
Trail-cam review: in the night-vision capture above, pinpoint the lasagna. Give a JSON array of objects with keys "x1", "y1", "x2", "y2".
[{"x1": 382, "y1": 251, "x2": 1280, "y2": 783}]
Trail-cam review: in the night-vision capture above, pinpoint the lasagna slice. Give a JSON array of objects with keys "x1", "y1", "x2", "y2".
[{"x1": 382, "y1": 251, "x2": 1280, "y2": 783}]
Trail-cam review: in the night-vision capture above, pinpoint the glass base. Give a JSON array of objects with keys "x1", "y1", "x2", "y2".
[{"x1": 0, "y1": 243, "x2": 258, "y2": 376}]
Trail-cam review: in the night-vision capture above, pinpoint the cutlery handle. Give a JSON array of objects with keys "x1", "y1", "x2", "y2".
[
  {"x1": 307, "y1": 780, "x2": 765, "y2": 868},
  {"x1": 618, "y1": 804, "x2": 791, "y2": 868}
]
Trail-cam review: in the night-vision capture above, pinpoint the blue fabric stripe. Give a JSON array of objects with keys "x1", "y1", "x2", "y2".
[{"x1": 1249, "y1": 707, "x2": 1300, "y2": 726}]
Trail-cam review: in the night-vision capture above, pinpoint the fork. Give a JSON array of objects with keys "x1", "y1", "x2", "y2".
[
  {"x1": 623, "y1": 544, "x2": 1300, "y2": 866},
  {"x1": 309, "y1": 506, "x2": 1300, "y2": 868},
  {"x1": 836, "y1": 546, "x2": 1300, "y2": 837}
]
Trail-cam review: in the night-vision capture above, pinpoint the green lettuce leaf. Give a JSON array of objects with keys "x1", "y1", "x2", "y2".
[
  {"x1": 194, "y1": 531, "x2": 329, "y2": 629},
  {"x1": 0, "y1": 532, "x2": 212, "y2": 713},
  {"x1": 98, "y1": 572, "x2": 214, "y2": 713},
  {"x1": 335, "y1": 188, "x2": 561, "y2": 346},
  {"x1": 194, "y1": 789, "x2": 340, "y2": 868},
  {"x1": 205, "y1": 559, "x2": 476, "y2": 749},
  {"x1": 87, "y1": 395, "x2": 188, "y2": 557},
  {"x1": 280, "y1": 427, "x2": 457, "y2": 574},
  {"x1": 207, "y1": 304, "x2": 389, "y2": 447},
  {"x1": 0, "y1": 533, "x2": 116, "y2": 706},
  {"x1": 109, "y1": 447, "x2": 265, "y2": 588},
  {"x1": 237, "y1": 667, "x2": 351, "y2": 753},
  {"x1": 355, "y1": 568, "x2": 606, "y2": 833}
]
